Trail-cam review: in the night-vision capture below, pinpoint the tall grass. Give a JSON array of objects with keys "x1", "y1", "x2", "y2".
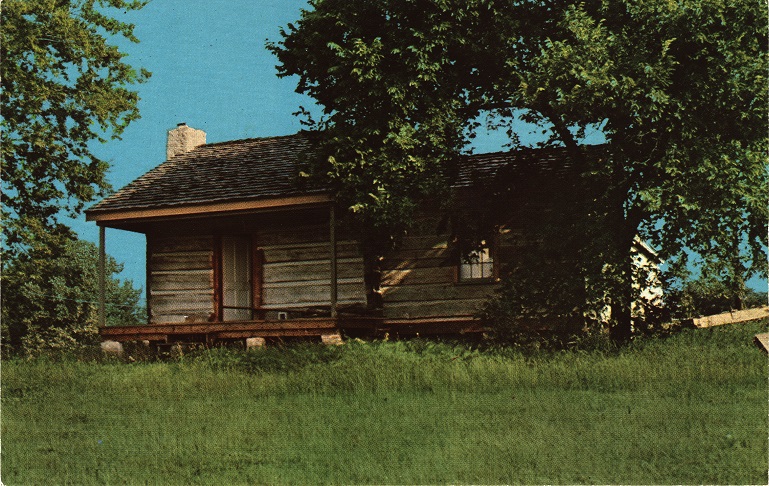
[{"x1": 3, "y1": 320, "x2": 766, "y2": 484}]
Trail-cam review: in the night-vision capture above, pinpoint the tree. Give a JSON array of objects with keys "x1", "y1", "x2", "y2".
[
  {"x1": 1, "y1": 238, "x2": 144, "y2": 357},
  {"x1": 270, "y1": 0, "x2": 768, "y2": 341},
  {"x1": 1, "y1": 0, "x2": 150, "y2": 256},
  {"x1": 667, "y1": 274, "x2": 767, "y2": 319}
]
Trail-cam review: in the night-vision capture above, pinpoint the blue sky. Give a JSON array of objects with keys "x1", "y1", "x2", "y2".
[{"x1": 74, "y1": 1, "x2": 765, "y2": 295}]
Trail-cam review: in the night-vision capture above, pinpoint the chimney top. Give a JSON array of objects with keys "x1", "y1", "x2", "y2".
[{"x1": 166, "y1": 124, "x2": 206, "y2": 159}]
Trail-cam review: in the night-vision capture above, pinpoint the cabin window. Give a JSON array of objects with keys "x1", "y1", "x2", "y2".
[
  {"x1": 221, "y1": 236, "x2": 252, "y2": 320},
  {"x1": 459, "y1": 241, "x2": 495, "y2": 281}
]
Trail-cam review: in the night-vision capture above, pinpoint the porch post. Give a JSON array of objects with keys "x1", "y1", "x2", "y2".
[
  {"x1": 98, "y1": 225, "x2": 106, "y2": 327},
  {"x1": 330, "y1": 202, "x2": 338, "y2": 318}
]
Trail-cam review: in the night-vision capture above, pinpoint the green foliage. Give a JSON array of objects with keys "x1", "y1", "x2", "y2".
[
  {"x1": 472, "y1": 155, "x2": 618, "y2": 345},
  {"x1": 182, "y1": 338, "x2": 484, "y2": 377},
  {"x1": 186, "y1": 341, "x2": 346, "y2": 373},
  {"x1": 480, "y1": 260, "x2": 594, "y2": 348},
  {"x1": 1, "y1": 238, "x2": 144, "y2": 357},
  {"x1": 2, "y1": 321, "x2": 766, "y2": 484},
  {"x1": 269, "y1": 1, "x2": 473, "y2": 250},
  {"x1": 271, "y1": 0, "x2": 768, "y2": 340},
  {"x1": 668, "y1": 275, "x2": 767, "y2": 318},
  {"x1": 1, "y1": 0, "x2": 149, "y2": 356},
  {"x1": 1, "y1": 0, "x2": 150, "y2": 256}
]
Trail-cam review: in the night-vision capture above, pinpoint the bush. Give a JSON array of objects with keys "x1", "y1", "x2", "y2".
[
  {"x1": 1, "y1": 237, "x2": 144, "y2": 357},
  {"x1": 667, "y1": 275, "x2": 767, "y2": 318}
]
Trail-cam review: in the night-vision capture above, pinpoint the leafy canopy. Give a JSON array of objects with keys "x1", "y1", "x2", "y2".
[
  {"x1": 271, "y1": 0, "x2": 768, "y2": 336},
  {"x1": 1, "y1": 0, "x2": 150, "y2": 255},
  {"x1": 1, "y1": 0, "x2": 149, "y2": 352},
  {"x1": 1, "y1": 238, "x2": 144, "y2": 357}
]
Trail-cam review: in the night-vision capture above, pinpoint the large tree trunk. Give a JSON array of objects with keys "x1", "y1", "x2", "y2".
[
  {"x1": 609, "y1": 242, "x2": 635, "y2": 344},
  {"x1": 607, "y1": 170, "x2": 642, "y2": 344}
]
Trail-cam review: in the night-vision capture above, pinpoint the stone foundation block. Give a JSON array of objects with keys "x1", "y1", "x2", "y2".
[
  {"x1": 321, "y1": 333, "x2": 343, "y2": 345},
  {"x1": 100, "y1": 340, "x2": 124, "y2": 357},
  {"x1": 246, "y1": 337, "x2": 266, "y2": 349}
]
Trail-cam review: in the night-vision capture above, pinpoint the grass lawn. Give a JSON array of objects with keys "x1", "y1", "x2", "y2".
[{"x1": 2, "y1": 320, "x2": 767, "y2": 484}]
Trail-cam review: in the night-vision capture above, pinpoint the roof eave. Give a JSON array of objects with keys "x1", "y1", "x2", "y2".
[{"x1": 86, "y1": 193, "x2": 334, "y2": 226}]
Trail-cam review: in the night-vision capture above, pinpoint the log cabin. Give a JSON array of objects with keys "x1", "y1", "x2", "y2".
[{"x1": 86, "y1": 124, "x2": 660, "y2": 347}]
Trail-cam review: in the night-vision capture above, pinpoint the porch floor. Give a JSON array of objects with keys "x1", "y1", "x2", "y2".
[{"x1": 99, "y1": 316, "x2": 488, "y2": 344}]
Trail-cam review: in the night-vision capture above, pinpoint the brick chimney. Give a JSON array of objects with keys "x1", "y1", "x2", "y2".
[{"x1": 166, "y1": 123, "x2": 206, "y2": 159}]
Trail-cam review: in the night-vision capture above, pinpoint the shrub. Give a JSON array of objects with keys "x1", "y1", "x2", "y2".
[
  {"x1": 667, "y1": 275, "x2": 767, "y2": 318},
  {"x1": 1, "y1": 238, "x2": 144, "y2": 357}
]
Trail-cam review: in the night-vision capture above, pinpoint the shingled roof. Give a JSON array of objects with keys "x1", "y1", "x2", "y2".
[
  {"x1": 86, "y1": 133, "x2": 323, "y2": 216},
  {"x1": 454, "y1": 145, "x2": 588, "y2": 188},
  {"x1": 87, "y1": 132, "x2": 596, "y2": 218}
]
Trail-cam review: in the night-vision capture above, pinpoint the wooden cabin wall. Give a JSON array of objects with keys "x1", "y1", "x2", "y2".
[
  {"x1": 145, "y1": 215, "x2": 366, "y2": 323},
  {"x1": 259, "y1": 223, "x2": 365, "y2": 312},
  {"x1": 380, "y1": 213, "x2": 513, "y2": 319},
  {"x1": 143, "y1": 206, "x2": 530, "y2": 323},
  {"x1": 148, "y1": 235, "x2": 215, "y2": 324}
]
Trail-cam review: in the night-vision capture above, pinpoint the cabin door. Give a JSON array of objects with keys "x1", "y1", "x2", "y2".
[{"x1": 221, "y1": 236, "x2": 252, "y2": 321}]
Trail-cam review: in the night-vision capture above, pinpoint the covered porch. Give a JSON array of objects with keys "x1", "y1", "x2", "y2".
[
  {"x1": 90, "y1": 194, "x2": 355, "y2": 334},
  {"x1": 90, "y1": 196, "x2": 488, "y2": 347}
]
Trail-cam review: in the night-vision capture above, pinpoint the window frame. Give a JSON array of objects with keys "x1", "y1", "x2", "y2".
[{"x1": 455, "y1": 237, "x2": 499, "y2": 284}]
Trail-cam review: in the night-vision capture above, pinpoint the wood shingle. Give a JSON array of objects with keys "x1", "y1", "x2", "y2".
[{"x1": 87, "y1": 133, "x2": 322, "y2": 216}]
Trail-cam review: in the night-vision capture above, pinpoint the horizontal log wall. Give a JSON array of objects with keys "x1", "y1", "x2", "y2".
[
  {"x1": 148, "y1": 235, "x2": 215, "y2": 324},
  {"x1": 380, "y1": 215, "x2": 504, "y2": 319},
  {"x1": 146, "y1": 219, "x2": 367, "y2": 322},
  {"x1": 145, "y1": 209, "x2": 524, "y2": 322},
  {"x1": 259, "y1": 224, "x2": 365, "y2": 310}
]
